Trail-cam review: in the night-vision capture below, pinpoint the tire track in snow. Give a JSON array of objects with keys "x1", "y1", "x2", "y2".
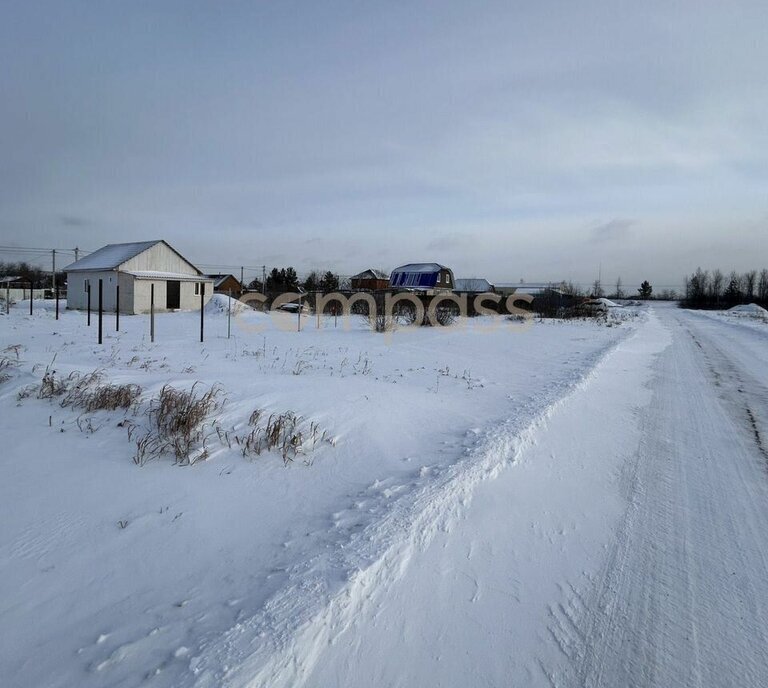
[
  {"x1": 184, "y1": 325, "x2": 641, "y2": 688},
  {"x1": 568, "y1": 307, "x2": 768, "y2": 688}
]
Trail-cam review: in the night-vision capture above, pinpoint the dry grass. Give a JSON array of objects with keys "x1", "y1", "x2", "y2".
[
  {"x1": 127, "y1": 383, "x2": 223, "y2": 466},
  {"x1": 147, "y1": 383, "x2": 222, "y2": 465},
  {"x1": 72, "y1": 381, "x2": 142, "y2": 413},
  {"x1": 365, "y1": 313, "x2": 397, "y2": 333},
  {"x1": 236, "y1": 409, "x2": 334, "y2": 465},
  {"x1": 0, "y1": 354, "x2": 18, "y2": 385},
  {"x1": 20, "y1": 363, "x2": 142, "y2": 412}
]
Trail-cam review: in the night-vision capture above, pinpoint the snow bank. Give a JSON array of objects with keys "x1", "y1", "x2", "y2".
[
  {"x1": 204, "y1": 293, "x2": 250, "y2": 315},
  {"x1": 590, "y1": 298, "x2": 623, "y2": 308},
  {"x1": 726, "y1": 303, "x2": 768, "y2": 319}
]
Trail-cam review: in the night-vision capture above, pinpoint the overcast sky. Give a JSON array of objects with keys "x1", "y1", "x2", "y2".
[{"x1": 1, "y1": 0, "x2": 767, "y2": 289}]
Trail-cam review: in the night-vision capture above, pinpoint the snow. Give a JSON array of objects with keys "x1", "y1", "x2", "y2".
[
  {"x1": 453, "y1": 278, "x2": 493, "y2": 292},
  {"x1": 204, "y1": 293, "x2": 251, "y2": 316},
  {"x1": 2, "y1": 300, "x2": 767, "y2": 687},
  {"x1": 126, "y1": 271, "x2": 210, "y2": 282},
  {"x1": 63, "y1": 241, "x2": 162, "y2": 272},
  {"x1": 727, "y1": 302, "x2": 768, "y2": 318},
  {"x1": 587, "y1": 297, "x2": 623, "y2": 308},
  {"x1": 390, "y1": 263, "x2": 446, "y2": 273}
]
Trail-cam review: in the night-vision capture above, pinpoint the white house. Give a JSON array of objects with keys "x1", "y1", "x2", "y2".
[{"x1": 64, "y1": 240, "x2": 214, "y2": 314}]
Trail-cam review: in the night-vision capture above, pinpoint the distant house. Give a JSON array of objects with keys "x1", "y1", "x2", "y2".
[
  {"x1": 0, "y1": 276, "x2": 47, "y2": 303},
  {"x1": 389, "y1": 263, "x2": 454, "y2": 292},
  {"x1": 495, "y1": 282, "x2": 579, "y2": 313},
  {"x1": 454, "y1": 278, "x2": 494, "y2": 294},
  {"x1": 350, "y1": 269, "x2": 389, "y2": 291},
  {"x1": 494, "y1": 282, "x2": 562, "y2": 298},
  {"x1": 64, "y1": 240, "x2": 213, "y2": 314},
  {"x1": 207, "y1": 274, "x2": 244, "y2": 297}
]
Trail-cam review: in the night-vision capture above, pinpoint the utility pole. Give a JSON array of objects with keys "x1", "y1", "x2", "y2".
[
  {"x1": 51, "y1": 249, "x2": 56, "y2": 293},
  {"x1": 74, "y1": 246, "x2": 79, "y2": 263},
  {"x1": 262, "y1": 265, "x2": 266, "y2": 294},
  {"x1": 240, "y1": 266, "x2": 244, "y2": 288}
]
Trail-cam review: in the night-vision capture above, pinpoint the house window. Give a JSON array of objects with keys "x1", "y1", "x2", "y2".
[{"x1": 195, "y1": 283, "x2": 200, "y2": 295}]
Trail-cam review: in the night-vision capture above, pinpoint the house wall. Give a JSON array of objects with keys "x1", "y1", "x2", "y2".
[
  {"x1": 66, "y1": 271, "x2": 120, "y2": 311},
  {"x1": 213, "y1": 276, "x2": 243, "y2": 295},
  {"x1": 351, "y1": 278, "x2": 390, "y2": 291},
  {"x1": 437, "y1": 269, "x2": 454, "y2": 289},
  {"x1": 132, "y1": 279, "x2": 213, "y2": 314},
  {"x1": 120, "y1": 242, "x2": 200, "y2": 275},
  {"x1": 118, "y1": 272, "x2": 135, "y2": 313}
]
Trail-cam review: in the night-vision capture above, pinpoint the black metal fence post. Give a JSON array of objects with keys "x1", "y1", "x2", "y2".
[
  {"x1": 55, "y1": 286, "x2": 59, "y2": 320},
  {"x1": 227, "y1": 288, "x2": 232, "y2": 339},
  {"x1": 87, "y1": 283, "x2": 91, "y2": 326},
  {"x1": 116, "y1": 284, "x2": 120, "y2": 331},
  {"x1": 98, "y1": 279, "x2": 103, "y2": 344},
  {"x1": 200, "y1": 282, "x2": 205, "y2": 342},
  {"x1": 150, "y1": 284, "x2": 155, "y2": 343},
  {"x1": 29, "y1": 282, "x2": 33, "y2": 315}
]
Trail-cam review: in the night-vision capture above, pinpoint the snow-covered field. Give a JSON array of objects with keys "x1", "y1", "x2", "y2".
[{"x1": 2, "y1": 299, "x2": 767, "y2": 687}]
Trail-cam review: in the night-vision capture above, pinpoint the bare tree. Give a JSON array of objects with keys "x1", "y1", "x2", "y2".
[
  {"x1": 709, "y1": 269, "x2": 724, "y2": 305},
  {"x1": 744, "y1": 270, "x2": 757, "y2": 301},
  {"x1": 759, "y1": 269, "x2": 768, "y2": 303},
  {"x1": 614, "y1": 276, "x2": 624, "y2": 300}
]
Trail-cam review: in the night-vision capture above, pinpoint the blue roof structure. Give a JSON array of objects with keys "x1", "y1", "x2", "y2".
[{"x1": 390, "y1": 263, "x2": 449, "y2": 289}]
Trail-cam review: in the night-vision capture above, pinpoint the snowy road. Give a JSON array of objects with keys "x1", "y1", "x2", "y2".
[
  {"x1": 254, "y1": 305, "x2": 768, "y2": 688},
  {"x1": 573, "y1": 306, "x2": 768, "y2": 688}
]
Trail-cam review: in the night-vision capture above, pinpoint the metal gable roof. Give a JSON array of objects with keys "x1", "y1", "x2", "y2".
[
  {"x1": 454, "y1": 278, "x2": 493, "y2": 292},
  {"x1": 63, "y1": 241, "x2": 163, "y2": 272},
  {"x1": 205, "y1": 274, "x2": 238, "y2": 288},
  {"x1": 351, "y1": 268, "x2": 389, "y2": 280}
]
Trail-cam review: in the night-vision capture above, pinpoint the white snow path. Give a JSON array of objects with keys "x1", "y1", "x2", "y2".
[{"x1": 225, "y1": 305, "x2": 768, "y2": 688}]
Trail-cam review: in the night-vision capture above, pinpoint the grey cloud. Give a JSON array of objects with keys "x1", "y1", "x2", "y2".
[
  {"x1": 590, "y1": 219, "x2": 636, "y2": 243},
  {"x1": 1, "y1": 1, "x2": 767, "y2": 288}
]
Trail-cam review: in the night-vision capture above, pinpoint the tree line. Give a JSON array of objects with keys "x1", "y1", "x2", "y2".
[
  {"x1": 561, "y1": 278, "x2": 658, "y2": 300},
  {"x1": 681, "y1": 268, "x2": 768, "y2": 309},
  {"x1": 246, "y1": 267, "x2": 342, "y2": 294},
  {"x1": 0, "y1": 261, "x2": 60, "y2": 287}
]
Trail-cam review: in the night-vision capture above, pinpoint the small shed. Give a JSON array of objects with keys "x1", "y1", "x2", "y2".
[
  {"x1": 64, "y1": 240, "x2": 213, "y2": 314},
  {"x1": 454, "y1": 278, "x2": 494, "y2": 294},
  {"x1": 207, "y1": 274, "x2": 244, "y2": 297},
  {"x1": 350, "y1": 269, "x2": 389, "y2": 291},
  {"x1": 389, "y1": 263, "x2": 454, "y2": 291}
]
